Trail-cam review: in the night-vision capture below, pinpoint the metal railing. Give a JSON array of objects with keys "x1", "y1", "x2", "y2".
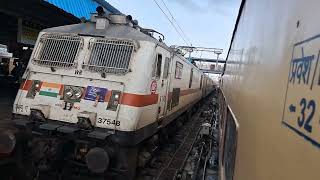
[
  {"x1": 83, "y1": 38, "x2": 134, "y2": 74},
  {"x1": 33, "y1": 34, "x2": 83, "y2": 68}
]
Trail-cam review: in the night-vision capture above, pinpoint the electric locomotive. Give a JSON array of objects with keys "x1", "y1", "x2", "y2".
[{"x1": 2, "y1": 10, "x2": 214, "y2": 179}]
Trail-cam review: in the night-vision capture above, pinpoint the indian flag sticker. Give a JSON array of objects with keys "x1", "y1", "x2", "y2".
[{"x1": 39, "y1": 82, "x2": 62, "y2": 98}]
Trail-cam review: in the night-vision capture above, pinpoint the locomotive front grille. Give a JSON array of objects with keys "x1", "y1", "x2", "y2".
[
  {"x1": 83, "y1": 38, "x2": 134, "y2": 74},
  {"x1": 33, "y1": 34, "x2": 83, "y2": 68}
]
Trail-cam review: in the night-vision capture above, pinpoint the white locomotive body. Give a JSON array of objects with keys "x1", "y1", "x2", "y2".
[{"x1": 10, "y1": 14, "x2": 214, "y2": 179}]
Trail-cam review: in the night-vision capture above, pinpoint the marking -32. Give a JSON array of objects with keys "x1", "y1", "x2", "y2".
[{"x1": 289, "y1": 98, "x2": 316, "y2": 133}]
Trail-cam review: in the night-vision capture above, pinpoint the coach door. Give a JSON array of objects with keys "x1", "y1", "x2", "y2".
[{"x1": 154, "y1": 51, "x2": 171, "y2": 119}]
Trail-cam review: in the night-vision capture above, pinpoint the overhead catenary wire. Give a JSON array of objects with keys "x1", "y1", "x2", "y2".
[
  {"x1": 152, "y1": 0, "x2": 192, "y2": 46},
  {"x1": 159, "y1": 0, "x2": 192, "y2": 45}
]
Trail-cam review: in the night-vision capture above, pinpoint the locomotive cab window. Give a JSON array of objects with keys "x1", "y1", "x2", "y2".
[{"x1": 155, "y1": 54, "x2": 162, "y2": 79}]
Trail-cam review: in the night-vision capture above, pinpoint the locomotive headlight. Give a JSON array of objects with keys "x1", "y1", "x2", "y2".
[
  {"x1": 63, "y1": 86, "x2": 84, "y2": 102},
  {"x1": 66, "y1": 90, "x2": 73, "y2": 98},
  {"x1": 75, "y1": 91, "x2": 82, "y2": 99}
]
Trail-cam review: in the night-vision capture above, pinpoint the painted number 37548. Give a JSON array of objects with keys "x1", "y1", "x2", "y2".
[{"x1": 97, "y1": 118, "x2": 120, "y2": 126}]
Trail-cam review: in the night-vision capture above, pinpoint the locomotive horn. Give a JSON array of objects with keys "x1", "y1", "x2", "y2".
[{"x1": 96, "y1": 6, "x2": 105, "y2": 16}]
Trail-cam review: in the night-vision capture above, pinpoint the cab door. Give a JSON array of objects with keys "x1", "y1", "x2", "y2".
[{"x1": 154, "y1": 50, "x2": 171, "y2": 119}]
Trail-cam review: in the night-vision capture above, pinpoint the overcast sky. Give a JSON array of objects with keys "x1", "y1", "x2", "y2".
[{"x1": 107, "y1": 0, "x2": 241, "y2": 59}]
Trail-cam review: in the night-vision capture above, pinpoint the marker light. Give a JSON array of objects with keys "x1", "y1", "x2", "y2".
[
  {"x1": 107, "y1": 90, "x2": 121, "y2": 111},
  {"x1": 26, "y1": 80, "x2": 41, "y2": 99}
]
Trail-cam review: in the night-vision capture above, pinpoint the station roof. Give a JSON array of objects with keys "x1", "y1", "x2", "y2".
[{"x1": 45, "y1": 0, "x2": 121, "y2": 19}]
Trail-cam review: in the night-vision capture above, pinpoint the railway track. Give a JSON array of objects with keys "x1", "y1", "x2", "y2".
[
  {"x1": 136, "y1": 95, "x2": 216, "y2": 180},
  {"x1": 0, "y1": 95, "x2": 217, "y2": 180}
]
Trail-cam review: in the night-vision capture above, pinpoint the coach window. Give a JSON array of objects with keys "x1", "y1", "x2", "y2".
[
  {"x1": 189, "y1": 68, "x2": 193, "y2": 88},
  {"x1": 156, "y1": 54, "x2": 162, "y2": 79}
]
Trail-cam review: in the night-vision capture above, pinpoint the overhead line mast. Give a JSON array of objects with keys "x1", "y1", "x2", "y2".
[{"x1": 175, "y1": 46, "x2": 224, "y2": 74}]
